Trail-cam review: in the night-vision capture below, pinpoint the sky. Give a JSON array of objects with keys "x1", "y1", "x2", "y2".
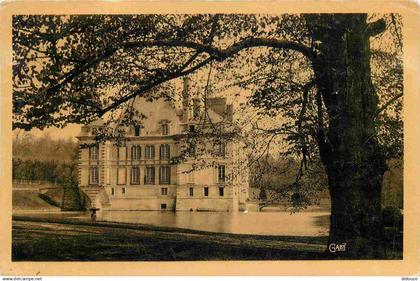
[
  {"x1": 22, "y1": 66, "x2": 256, "y2": 142},
  {"x1": 25, "y1": 123, "x2": 82, "y2": 141}
]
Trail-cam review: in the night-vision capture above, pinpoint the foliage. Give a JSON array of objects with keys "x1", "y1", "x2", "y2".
[
  {"x1": 12, "y1": 14, "x2": 403, "y2": 185},
  {"x1": 12, "y1": 14, "x2": 404, "y2": 256},
  {"x1": 12, "y1": 132, "x2": 78, "y2": 184},
  {"x1": 249, "y1": 155, "x2": 328, "y2": 211}
]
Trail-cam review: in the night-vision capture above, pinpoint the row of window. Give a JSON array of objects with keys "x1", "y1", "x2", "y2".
[
  {"x1": 110, "y1": 187, "x2": 169, "y2": 196},
  {"x1": 108, "y1": 186, "x2": 225, "y2": 197},
  {"x1": 188, "y1": 186, "x2": 225, "y2": 197},
  {"x1": 89, "y1": 164, "x2": 226, "y2": 185},
  {"x1": 132, "y1": 145, "x2": 170, "y2": 160},
  {"x1": 88, "y1": 144, "x2": 171, "y2": 161},
  {"x1": 89, "y1": 166, "x2": 171, "y2": 185},
  {"x1": 89, "y1": 143, "x2": 226, "y2": 161},
  {"x1": 133, "y1": 123, "x2": 169, "y2": 136}
]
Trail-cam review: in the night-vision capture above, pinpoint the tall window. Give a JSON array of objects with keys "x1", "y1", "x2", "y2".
[
  {"x1": 189, "y1": 187, "x2": 194, "y2": 197},
  {"x1": 159, "y1": 166, "x2": 171, "y2": 184},
  {"x1": 161, "y1": 123, "x2": 169, "y2": 135},
  {"x1": 159, "y1": 144, "x2": 170, "y2": 160},
  {"x1": 131, "y1": 166, "x2": 140, "y2": 184},
  {"x1": 117, "y1": 146, "x2": 126, "y2": 160},
  {"x1": 131, "y1": 145, "x2": 141, "y2": 160},
  {"x1": 204, "y1": 186, "x2": 209, "y2": 197},
  {"x1": 145, "y1": 166, "x2": 155, "y2": 184},
  {"x1": 161, "y1": 188, "x2": 168, "y2": 195},
  {"x1": 216, "y1": 142, "x2": 226, "y2": 157},
  {"x1": 117, "y1": 167, "x2": 126, "y2": 185},
  {"x1": 134, "y1": 125, "x2": 141, "y2": 136},
  {"x1": 145, "y1": 145, "x2": 155, "y2": 159},
  {"x1": 219, "y1": 187, "x2": 224, "y2": 197},
  {"x1": 218, "y1": 165, "x2": 226, "y2": 183},
  {"x1": 89, "y1": 166, "x2": 99, "y2": 184},
  {"x1": 89, "y1": 145, "x2": 99, "y2": 160}
]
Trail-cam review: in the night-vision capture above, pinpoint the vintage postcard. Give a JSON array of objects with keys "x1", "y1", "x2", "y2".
[{"x1": 0, "y1": 0, "x2": 419, "y2": 276}]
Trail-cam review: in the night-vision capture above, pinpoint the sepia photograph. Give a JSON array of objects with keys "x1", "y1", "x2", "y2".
[
  {"x1": 2, "y1": 1, "x2": 419, "y2": 275},
  {"x1": 10, "y1": 12, "x2": 404, "y2": 262}
]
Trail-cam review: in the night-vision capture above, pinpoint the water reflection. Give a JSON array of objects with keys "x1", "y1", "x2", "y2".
[
  {"x1": 14, "y1": 208, "x2": 330, "y2": 237},
  {"x1": 95, "y1": 210, "x2": 330, "y2": 237}
]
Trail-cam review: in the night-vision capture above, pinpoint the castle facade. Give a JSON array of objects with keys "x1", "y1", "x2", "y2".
[{"x1": 77, "y1": 78, "x2": 249, "y2": 211}]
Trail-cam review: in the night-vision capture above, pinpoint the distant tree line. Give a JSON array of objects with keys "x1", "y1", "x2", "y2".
[
  {"x1": 249, "y1": 156, "x2": 328, "y2": 211},
  {"x1": 250, "y1": 156, "x2": 403, "y2": 209},
  {"x1": 12, "y1": 132, "x2": 78, "y2": 185},
  {"x1": 12, "y1": 159, "x2": 74, "y2": 184}
]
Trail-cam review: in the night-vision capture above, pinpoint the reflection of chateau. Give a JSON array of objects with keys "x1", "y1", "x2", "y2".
[{"x1": 77, "y1": 78, "x2": 249, "y2": 211}]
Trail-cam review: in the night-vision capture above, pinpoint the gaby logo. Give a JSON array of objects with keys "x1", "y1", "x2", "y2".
[{"x1": 328, "y1": 243, "x2": 347, "y2": 253}]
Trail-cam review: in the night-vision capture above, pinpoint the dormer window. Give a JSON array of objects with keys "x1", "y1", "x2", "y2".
[
  {"x1": 161, "y1": 123, "x2": 169, "y2": 135},
  {"x1": 216, "y1": 142, "x2": 226, "y2": 157},
  {"x1": 134, "y1": 125, "x2": 141, "y2": 136}
]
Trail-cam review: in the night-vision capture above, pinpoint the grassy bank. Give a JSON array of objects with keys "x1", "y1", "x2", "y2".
[
  {"x1": 12, "y1": 216, "x2": 402, "y2": 261},
  {"x1": 12, "y1": 216, "x2": 328, "y2": 261}
]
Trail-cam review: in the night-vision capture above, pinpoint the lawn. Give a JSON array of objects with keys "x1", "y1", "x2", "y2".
[
  {"x1": 12, "y1": 216, "x2": 402, "y2": 261},
  {"x1": 12, "y1": 218, "x2": 327, "y2": 261}
]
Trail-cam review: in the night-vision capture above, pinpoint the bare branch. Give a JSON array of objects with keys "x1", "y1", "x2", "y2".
[
  {"x1": 98, "y1": 57, "x2": 214, "y2": 116},
  {"x1": 122, "y1": 37, "x2": 316, "y2": 62},
  {"x1": 376, "y1": 92, "x2": 403, "y2": 116}
]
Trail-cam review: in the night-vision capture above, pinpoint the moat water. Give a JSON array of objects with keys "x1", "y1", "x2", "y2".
[
  {"x1": 94, "y1": 209, "x2": 330, "y2": 236},
  {"x1": 14, "y1": 207, "x2": 330, "y2": 237}
]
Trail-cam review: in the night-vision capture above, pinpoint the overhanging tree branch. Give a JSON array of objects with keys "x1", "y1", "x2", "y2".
[
  {"x1": 122, "y1": 37, "x2": 316, "y2": 62},
  {"x1": 30, "y1": 37, "x2": 315, "y2": 116},
  {"x1": 98, "y1": 56, "x2": 214, "y2": 116}
]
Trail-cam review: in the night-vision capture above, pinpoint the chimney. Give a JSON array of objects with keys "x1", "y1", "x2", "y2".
[
  {"x1": 182, "y1": 76, "x2": 193, "y2": 121},
  {"x1": 182, "y1": 76, "x2": 192, "y2": 107}
]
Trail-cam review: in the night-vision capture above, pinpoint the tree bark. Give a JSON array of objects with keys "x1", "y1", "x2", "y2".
[{"x1": 307, "y1": 14, "x2": 388, "y2": 258}]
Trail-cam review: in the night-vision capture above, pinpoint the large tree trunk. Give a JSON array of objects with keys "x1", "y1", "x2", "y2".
[{"x1": 307, "y1": 14, "x2": 388, "y2": 258}]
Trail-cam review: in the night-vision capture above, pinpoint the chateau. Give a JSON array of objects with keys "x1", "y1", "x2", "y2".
[{"x1": 76, "y1": 78, "x2": 249, "y2": 211}]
